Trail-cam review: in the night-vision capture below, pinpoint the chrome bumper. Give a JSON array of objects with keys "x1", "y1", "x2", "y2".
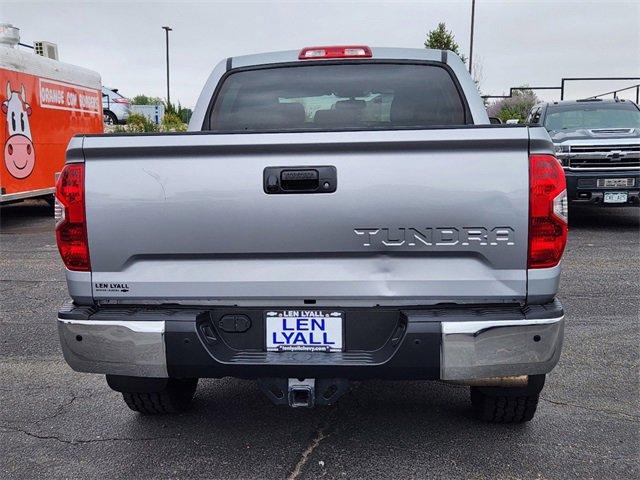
[
  {"x1": 440, "y1": 316, "x2": 564, "y2": 380},
  {"x1": 57, "y1": 314, "x2": 564, "y2": 380},
  {"x1": 58, "y1": 319, "x2": 168, "y2": 377}
]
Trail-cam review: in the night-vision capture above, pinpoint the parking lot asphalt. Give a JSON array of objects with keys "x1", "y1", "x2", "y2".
[{"x1": 0, "y1": 200, "x2": 638, "y2": 480}]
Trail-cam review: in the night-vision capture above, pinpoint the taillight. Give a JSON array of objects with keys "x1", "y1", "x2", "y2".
[
  {"x1": 298, "y1": 45, "x2": 372, "y2": 60},
  {"x1": 528, "y1": 154, "x2": 568, "y2": 269},
  {"x1": 55, "y1": 163, "x2": 91, "y2": 271},
  {"x1": 112, "y1": 97, "x2": 130, "y2": 104}
]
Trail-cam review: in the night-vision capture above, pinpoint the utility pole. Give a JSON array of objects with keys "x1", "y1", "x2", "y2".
[
  {"x1": 162, "y1": 26, "x2": 172, "y2": 107},
  {"x1": 469, "y1": 0, "x2": 475, "y2": 75}
]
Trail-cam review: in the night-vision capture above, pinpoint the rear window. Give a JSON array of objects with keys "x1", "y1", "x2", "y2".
[{"x1": 207, "y1": 63, "x2": 467, "y2": 132}]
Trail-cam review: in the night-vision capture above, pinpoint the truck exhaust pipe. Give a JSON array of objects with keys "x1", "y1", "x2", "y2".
[{"x1": 443, "y1": 375, "x2": 529, "y2": 388}]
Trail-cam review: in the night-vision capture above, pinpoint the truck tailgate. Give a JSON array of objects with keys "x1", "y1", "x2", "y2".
[{"x1": 82, "y1": 127, "x2": 531, "y2": 305}]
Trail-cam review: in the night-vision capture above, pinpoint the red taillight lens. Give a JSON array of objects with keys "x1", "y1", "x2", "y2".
[
  {"x1": 298, "y1": 45, "x2": 372, "y2": 60},
  {"x1": 112, "y1": 97, "x2": 130, "y2": 104},
  {"x1": 528, "y1": 154, "x2": 568, "y2": 269},
  {"x1": 55, "y1": 163, "x2": 91, "y2": 271}
]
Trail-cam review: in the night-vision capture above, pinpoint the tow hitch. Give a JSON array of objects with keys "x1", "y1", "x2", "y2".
[
  {"x1": 257, "y1": 378, "x2": 349, "y2": 407},
  {"x1": 288, "y1": 378, "x2": 315, "y2": 407}
]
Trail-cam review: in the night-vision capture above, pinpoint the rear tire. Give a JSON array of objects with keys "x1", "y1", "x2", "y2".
[
  {"x1": 470, "y1": 374, "x2": 545, "y2": 423},
  {"x1": 107, "y1": 376, "x2": 198, "y2": 414}
]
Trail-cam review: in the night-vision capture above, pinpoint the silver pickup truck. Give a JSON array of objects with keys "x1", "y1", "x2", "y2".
[{"x1": 55, "y1": 46, "x2": 568, "y2": 423}]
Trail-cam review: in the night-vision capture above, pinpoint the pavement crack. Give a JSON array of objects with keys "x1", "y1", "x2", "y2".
[
  {"x1": 0, "y1": 424, "x2": 178, "y2": 445},
  {"x1": 287, "y1": 407, "x2": 337, "y2": 480},
  {"x1": 31, "y1": 393, "x2": 77, "y2": 425},
  {"x1": 287, "y1": 426, "x2": 330, "y2": 480},
  {"x1": 541, "y1": 397, "x2": 639, "y2": 422}
]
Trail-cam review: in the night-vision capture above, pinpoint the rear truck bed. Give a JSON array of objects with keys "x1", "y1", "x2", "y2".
[{"x1": 54, "y1": 46, "x2": 568, "y2": 422}]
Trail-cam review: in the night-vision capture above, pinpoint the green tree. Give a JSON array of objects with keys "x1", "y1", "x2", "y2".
[
  {"x1": 178, "y1": 107, "x2": 193, "y2": 124},
  {"x1": 424, "y1": 22, "x2": 467, "y2": 63},
  {"x1": 165, "y1": 100, "x2": 177, "y2": 115},
  {"x1": 486, "y1": 88, "x2": 539, "y2": 123},
  {"x1": 132, "y1": 94, "x2": 163, "y2": 105},
  {"x1": 164, "y1": 101, "x2": 192, "y2": 124}
]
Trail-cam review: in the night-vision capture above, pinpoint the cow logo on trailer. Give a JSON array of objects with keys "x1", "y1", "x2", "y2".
[{"x1": 2, "y1": 82, "x2": 35, "y2": 179}]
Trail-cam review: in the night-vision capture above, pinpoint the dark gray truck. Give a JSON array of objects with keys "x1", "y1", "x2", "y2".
[
  {"x1": 55, "y1": 46, "x2": 568, "y2": 422},
  {"x1": 527, "y1": 98, "x2": 640, "y2": 206}
]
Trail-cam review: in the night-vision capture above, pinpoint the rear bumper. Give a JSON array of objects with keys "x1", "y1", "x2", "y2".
[
  {"x1": 58, "y1": 300, "x2": 564, "y2": 381},
  {"x1": 564, "y1": 170, "x2": 640, "y2": 206}
]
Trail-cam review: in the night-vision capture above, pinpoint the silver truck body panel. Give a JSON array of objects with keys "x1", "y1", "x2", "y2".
[{"x1": 77, "y1": 126, "x2": 553, "y2": 306}]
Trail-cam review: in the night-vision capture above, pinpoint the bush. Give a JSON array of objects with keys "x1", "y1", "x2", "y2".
[
  {"x1": 161, "y1": 112, "x2": 187, "y2": 132},
  {"x1": 486, "y1": 88, "x2": 539, "y2": 123},
  {"x1": 126, "y1": 113, "x2": 158, "y2": 132},
  {"x1": 105, "y1": 111, "x2": 187, "y2": 134}
]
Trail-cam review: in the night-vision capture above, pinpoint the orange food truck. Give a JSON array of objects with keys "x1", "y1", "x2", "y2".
[{"x1": 0, "y1": 25, "x2": 103, "y2": 204}]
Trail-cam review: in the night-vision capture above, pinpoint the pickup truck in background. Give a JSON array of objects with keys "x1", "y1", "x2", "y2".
[
  {"x1": 527, "y1": 98, "x2": 640, "y2": 207},
  {"x1": 56, "y1": 46, "x2": 567, "y2": 423}
]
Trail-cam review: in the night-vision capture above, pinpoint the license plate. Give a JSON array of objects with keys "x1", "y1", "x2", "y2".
[
  {"x1": 265, "y1": 310, "x2": 343, "y2": 352},
  {"x1": 597, "y1": 178, "x2": 635, "y2": 188},
  {"x1": 604, "y1": 192, "x2": 628, "y2": 203}
]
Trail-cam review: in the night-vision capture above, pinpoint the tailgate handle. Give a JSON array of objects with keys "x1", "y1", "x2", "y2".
[
  {"x1": 281, "y1": 169, "x2": 318, "y2": 190},
  {"x1": 264, "y1": 166, "x2": 337, "y2": 194}
]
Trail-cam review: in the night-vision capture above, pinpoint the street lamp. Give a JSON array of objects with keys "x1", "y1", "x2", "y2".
[{"x1": 162, "y1": 26, "x2": 172, "y2": 106}]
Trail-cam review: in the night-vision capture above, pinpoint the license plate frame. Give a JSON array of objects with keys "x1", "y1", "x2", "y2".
[
  {"x1": 597, "y1": 178, "x2": 635, "y2": 188},
  {"x1": 265, "y1": 310, "x2": 344, "y2": 352},
  {"x1": 603, "y1": 192, "x2": 628, "y2": 203}
]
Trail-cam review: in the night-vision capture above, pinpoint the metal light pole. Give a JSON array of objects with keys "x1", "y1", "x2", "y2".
[
  {"x1": 162, "y1": 26, "x2": 172, "y2": 106},
  {"x1": 468, "y1": 0, "x2": 475, "y2": 75}
]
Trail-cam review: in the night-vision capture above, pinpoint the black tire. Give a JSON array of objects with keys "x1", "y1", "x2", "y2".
[
  {"x1": 470, "y1": 375, "x2": 545, "y2": 423},
  {"x1": 120, "y1": 378, "x2": 198, "y2": 414},
  {"x1": 103, "y1": 110, "x2": 118, "y2": 125}
]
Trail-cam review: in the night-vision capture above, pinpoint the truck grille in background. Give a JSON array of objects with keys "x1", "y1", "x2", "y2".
[
  {"x1": 595, "y1": 178, "x2": 636, "y2": 187},
  {"x1": 568, "y1": 144, "x2": 640, "y2": 170}
]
